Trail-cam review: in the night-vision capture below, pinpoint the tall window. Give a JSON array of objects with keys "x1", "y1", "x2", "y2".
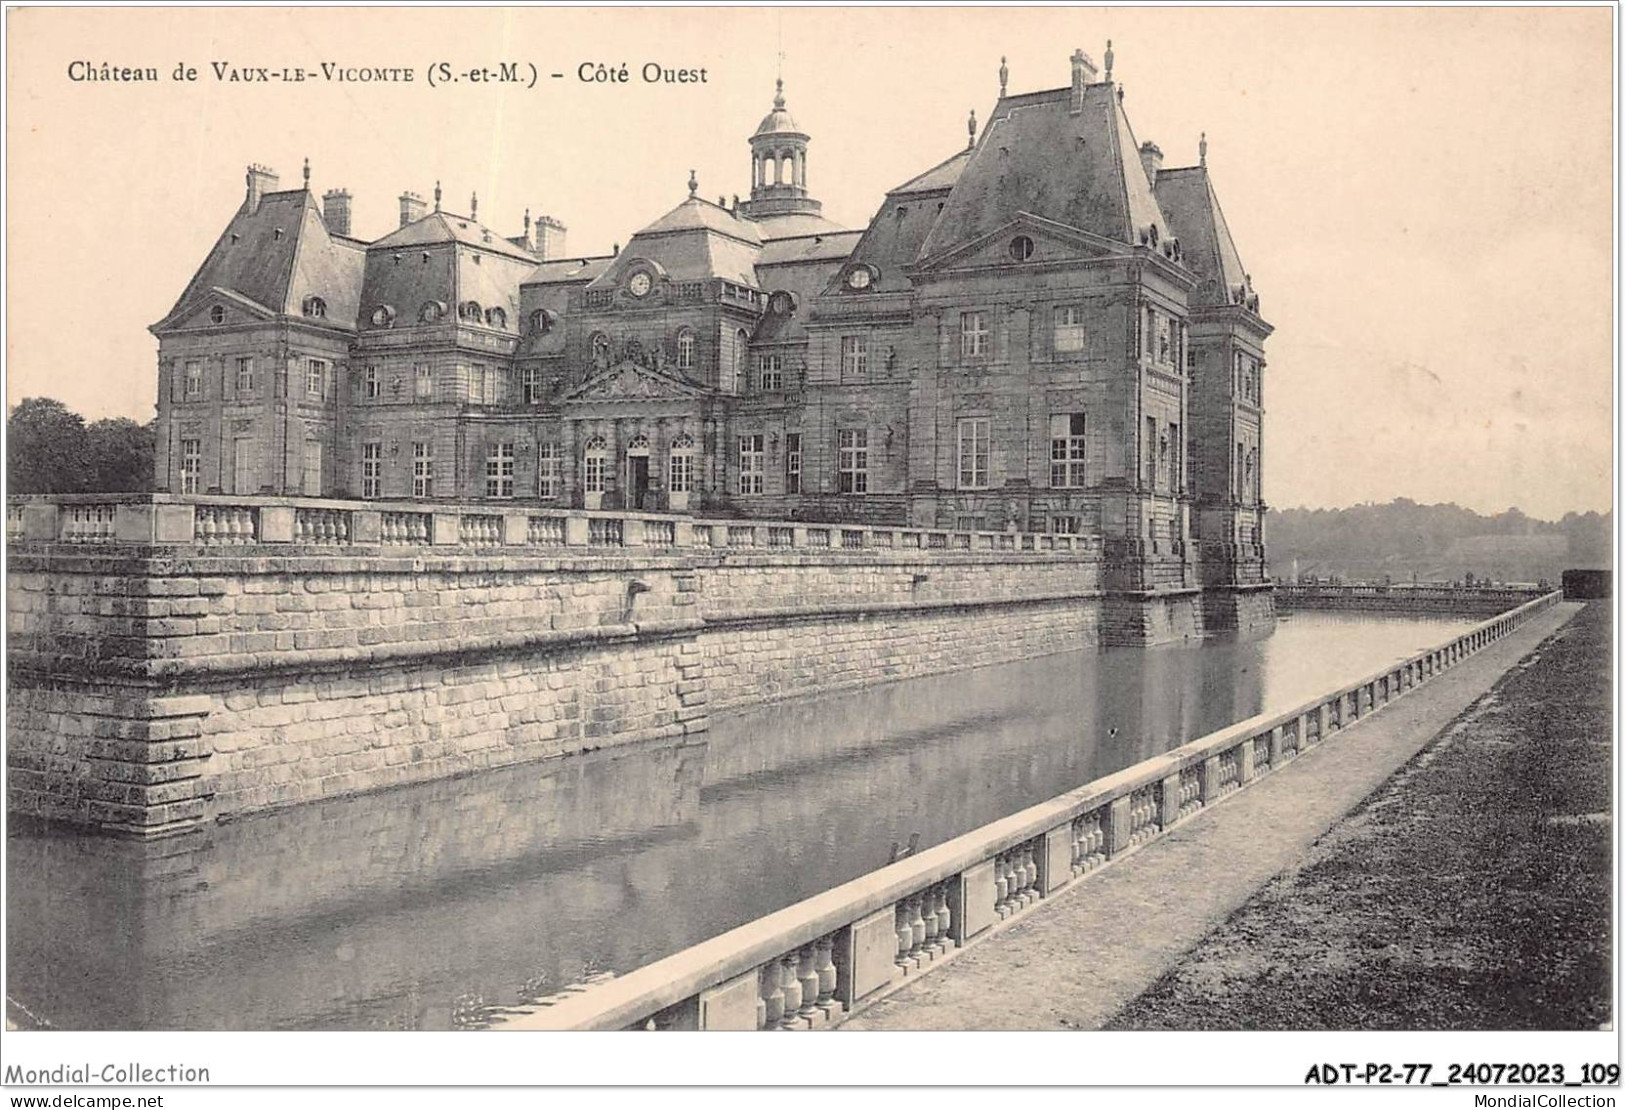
[
  {"x1": 301, "y1": 440, "x2": 321, "y2": 496},
  {"x1": 537, "y1": 443, "x2": 560, "y2": 497},
  {"x1": 184, "y1": 360, "x2": 202, "y2": 398},
  {"x1": 784, "y1": 432, "x2": 802, "y2": 494},
  {"x1": 470, "y1": 365, "x2": 486, "y2": 404},
  {"x1": 957, "y1": 417, "x2": 990, "y2": 489},
  {"x1": 179, "y1": 439, "x2": 201, "y2": 494},
  {"x1": 523, "y1": 367, "x2": 544, "y2": 405},
  {"x1": 1236, "y1": 443, "x2": 1246, "y2": 500},
  {"x1": 758, "y1": 354, "x2": 783, "y2": 391},
  {"x1": 1049, "y1": 413, "x2": 1086, "y2": 488},
  {"x1": 1144, "y1": 308, "x2": 1157, "y2": 358},
  {"x1": 583, "y1": 436, "x2": 608, "y2": 493},
  {"x1": 737, "y1": 434, "x2": 764, "y2": 495},
  {"x1": 591, "y1": 333, "x2": 612, "y2": 364},
  {"x1": 841, "y1": 335, "x2": 868, "y2": 379},
  {"x1": 306, "y1": 359, "x2": 327, "y2": 399},
  {"x1": 838, "y1": 429, "x2": 869, "y2": 494},
  {"x1": 486, "y1": 442, "x2": 515, "y2": 498},
  {"x1": 1156, "y1": 314, "x2": 1173, "y2": 366},
  {"x1": 1185, "y1": 344, "x2": 1197, "y2": 373},
  {"x1": 363, "y1": 366, "x2": 380, "y2": 400},
  {"x1": 412, "y1": 442, "x2": 434, "y2": 497},
  {"x1": 676, "y1": 329, "x2": 695, "y2": 371},
  {"x1": 732, "y1": 330, "x2": 750, "y2": 392},
  {"x1": 1053, "y1": 305, "x2": 1086, "y2": 354},
  {"x1": 960, "y1": 311, "x2": 988, "y2": 358},
  {"x1": 668, "y1": 435, "x2": 694, "y2": 494},
  {"x1": 489, "y1": 367, "x2": 507, "y2": 405},
  {"x1": 415, "y1": 364, "x2": 434, "y2": 400},
  {"x1": 235, "y1": 357, "x2": 254, "y2": 393},
  {"x1": 361, "y1": 442, "x2": 382, "y2": 499},
  {"x1": 1168, "y1": 422, "x2": 1181, "y2": 492},
  {"x1": 1144, "y1": 416, "x2": 1157, "y2": 487}
]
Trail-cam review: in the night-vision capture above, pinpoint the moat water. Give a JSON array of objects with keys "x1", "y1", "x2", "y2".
[{"x1": 7, "y1": 611, "x2": 1477, "y2": 1030}]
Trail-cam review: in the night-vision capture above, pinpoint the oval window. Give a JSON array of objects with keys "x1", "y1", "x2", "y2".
[{"x1": 1009, "y1": 235, "x2": 1035, "y2": 261}]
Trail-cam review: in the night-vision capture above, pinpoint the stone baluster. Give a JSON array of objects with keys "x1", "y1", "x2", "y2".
[
  {"x1": 759, "y1": 961, "x2": 785, "y2": 1028},
  {"x1": 796, "y1": 946, "x2": 820, "y2": 1022},
  {"x1": 813, "y1": 936, "x2": 838, "y2": 1012},
  {"x1": 777, "y1": 954, "x2": 803, "y2": 1029},
  {"x1": 934, "y1": 883, "x2": 952, "y2": 943},
  {"x1": 909, "y1": 894, "x2": 928, "y2": 955},
  {"x1": 895, "y1": 902, "x2": 914, "y2": 969}
]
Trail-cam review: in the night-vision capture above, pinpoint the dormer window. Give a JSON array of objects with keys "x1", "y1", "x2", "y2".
[
  {"x1": 419, "y1": 301, "x2": 445, "y2": 323},
  {"x1": 301, "y1": 296, "x2": 327, "y2": 319},
  {"x1": 484, "y1": 306, "x2": 507, "y2": 329},
  {"x1": 459, "y1": 301, "x2": 482, "y2": 322},
  {"x1": 369, "y1": 305, "x2": 396, "y2": 329},
  {"x1": 209, "y1": 305, "x2": 226, "y2": 325},
  {"x1": 529, "y1": 308, "x2": 555, "y2": 335}
]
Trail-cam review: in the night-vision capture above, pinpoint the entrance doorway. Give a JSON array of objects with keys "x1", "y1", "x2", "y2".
[{"x1": 626, "y1": 435, "x2": 651, "y2": 510}]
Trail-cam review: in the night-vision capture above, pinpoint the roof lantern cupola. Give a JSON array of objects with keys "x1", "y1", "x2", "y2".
[{"x1": 740, "y1": 76, "x2": 825, "y2": 223}]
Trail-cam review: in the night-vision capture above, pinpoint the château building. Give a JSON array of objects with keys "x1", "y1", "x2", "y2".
[{"x1": 151, "y1": 46, "x2": 1272, "y2": 623}]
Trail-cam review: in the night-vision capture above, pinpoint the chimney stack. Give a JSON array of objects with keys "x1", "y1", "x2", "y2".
[
  {"x1": 1068, "y1": 48, "x2": 1098, "y2": 114},
  {"x1": 1138, "y1": 141, "x2": 1163, "y2": 187},
  {"x1": 533, "y1": 213, "x2": 567, "y2": 261},
  {"x1": 245, "y1": 164, "x2": 279, "y2": 214},
  {"x1": 323, "y1": 188, "x2": 352, "y2": 236},
  {"x1": 399, "y1": 191, "x2": 427, "y2": 228}
]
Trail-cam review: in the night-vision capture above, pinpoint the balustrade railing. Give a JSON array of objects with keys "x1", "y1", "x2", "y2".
[
  {"x1": 7, "y1": 494, "x2": 1109, "y2": 562},
  {"x1": 484, "y1": 589, "x2": 1561, "y2": 1033}
]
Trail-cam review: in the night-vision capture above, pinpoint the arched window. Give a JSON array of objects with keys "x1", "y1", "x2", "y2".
[
  {"x1": 459, "y1": 301, "x2": 482, "y2": 321},
  {"x1": 668, "y1": 434, "x2": 695, "y2": 494},
  {"x1": 485, "y1": 306, "x2": 507, "y2": 329},
  {"x1": 675, "y1": 328, "x2": 695, "y2": 371},
  {"x1": 301, "y1": 296, "x2": 327, "y2": 318},
  {"x1": 418, "y1": 301, "x2": 445, "y2": 323},
  {"x1": 590, "y1": 332, "x2": 611, "y2": 364},
  {"x1": 530, "y1": 308, "x2": 553, "y2": 335},
  {"x1": 583, "y1": 435, "x2": 608, "y2": 493},
  {"x1": 625, "y1": 434, "x2": 650, "y2": 456},
  {"x1": 781, "y1": 155, "x2": 794, "y2": 185}
]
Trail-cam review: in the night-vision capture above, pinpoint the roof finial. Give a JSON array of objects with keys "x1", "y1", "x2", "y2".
[
  {"x1": 524, "y1": 207, "x2": 531, "y2": 233},
  {"x1": 967, "y1": 108, "x2": 977, "y2": 150},
  {"x1": 302, "y1": 157, "x2": 310, "y2": 187},
  {"x1": 773, "y1": 76, "x2": 785, "y2": 111},
  {"x1": 687, "y1": 169, "x2": 698, "y2": 197},
  {"x1": 470, "y1": 191, "x2": 478, "y2": 219},
  {"x1": 1199, "y1": 131, "x2": 1208, "y2": 167},
  {"x1": 998, "y1": 55, "x2": 1008, "y2": 96},
  {"x1": 434, "y1": 180, "x2": 442, "y2": 212},
  {"x1": 1104, "y1": 40, "x2": 1114, "y2": 82}
]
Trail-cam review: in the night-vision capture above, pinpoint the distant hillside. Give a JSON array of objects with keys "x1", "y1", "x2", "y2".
[{"x1": 1267, "y1": 500, "x2": 1611, "y2": 585}]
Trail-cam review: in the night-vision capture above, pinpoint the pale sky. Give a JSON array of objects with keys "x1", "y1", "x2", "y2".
[{"x1": 5, "y1": 6, "x2": 1614, "y2": 518}]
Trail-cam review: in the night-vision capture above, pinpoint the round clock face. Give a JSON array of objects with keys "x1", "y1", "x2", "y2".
[
  {"x1": 846, "y1": 268, "x2": 872, "y2": 290},
  {"x1": 628, "y1": 271, "x2": 653, "y2": 297}
]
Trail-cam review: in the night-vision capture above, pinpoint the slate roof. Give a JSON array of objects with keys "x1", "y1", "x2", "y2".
[
  {"x1": 748, "y1": 210, "x2": 848, "y2": 240},
  {"x1": 521, "y1": 256, "x2": 615, "y2": 287},
  {"x1": 1153, "y1": 166, "x2": 1250, "y2": 309},
  {"x1": 832, "y1": 148, "x2": 968, "y2": 294},
  {"x1": 587, "y1": 196, "x2": 764, "y2": 290},
  {"x1": 917, "y1": 83, "x2": 1170, "y2": 263},
  {"x1": 370, "y1": 210, "x2": 539, "y2": 264},
  {"x1": 155, "y1": 189, "x2": 364, "y2": 330}
]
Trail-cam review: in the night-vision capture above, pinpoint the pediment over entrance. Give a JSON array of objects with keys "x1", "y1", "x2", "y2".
[{"x1": 560, "y1": 361, "x2": 710, "y2": 405}]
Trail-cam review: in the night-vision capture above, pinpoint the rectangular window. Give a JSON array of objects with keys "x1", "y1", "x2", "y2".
[
  {"x1": 489, "y1": 368, "x2": 507, "y2": 405},
  {"x1": 1053, "y1": 305, "x2": 1086, "y2": 354},
  {"x1": 184, "y1": 360, "x2": 202, "y2": 398},
  {"x1": 179, "y1": 439, "x2": 201, "y2": 494},
  {"x1": 737, "y1": 434, "x2": 764, "y2": 495},
  {"x1": 1050, "y1": 515, "x2": 1082, "y2": 535},
  {"x1": 667, "y1": 449, "x2": 692, "y2": 494},
  {"x1": 537, "y1": 443, "x2": 560, "y2": 497},
  {"x1": 301, "y1": 440, "x2": 321, "y2": 496},
  {"x1": 486, "y1": 442, "x2": 515, "y2": 498},
  {"x1": 1144, "y1": 416, "x2": 1157, "y2": 487},
  {"x1": 412, "y1": 442, "x2": 434, "y2": 498},
  {"x1": 305, "y1": 359, "x2": 327, "y2": 400},
  {"x1": 957, "y1": 417, "x2": 990, "y2": 489},
  {"x1": 838, "y1": 429, "x2": 869, "y2": 494},
  {"x1": 364, "y1": 366, "x2": 380, "y2": 400},
  {"x1": 841, "y1": 335, "x2": 868, "y2": 379},
  {"x1": 361, "y1": 442, "x2": 382, "y2": 499},
  {"x1": 523, "y1": 367, "x2": 544, "y2": 405},
  {"x1": 584, "y1": 450, "x2": 606, "y2": 494},
  {"x1": 470, "y1": 365, "x2": 486, "y2": 404},
  {"x1": 235, "y1": 357, "x2": 254, "y2": 394},
  {"x1": 784, "y1": 432, "x2": 802, "y2": 494},
  {"x1": 415, "y1": 364, "x2": 434, "y2": 400},
  {"x1": 758, "y1": 354, "x2": 783, "y2": 392},
  {"x1": 954, "y1": 515, "x2": 987, "y2": 533},
  {"x1": 1049, "y1": 413, "x2": 1086, "y2": 488},
  {"x1": 1185, "y1": 344, "x2": 1196, "y2": 373},
  {"x1": 1168, "y1": 422, "x2": 1181, "y2": 491},
  {"x1": 960, "y1": 311, "x2": 988, "y2": 358}
]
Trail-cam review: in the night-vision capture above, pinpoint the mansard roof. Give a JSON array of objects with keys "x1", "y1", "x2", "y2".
[
  {"x1": 747, "y1": 210, "x2": 848, "y2": 239},
  {"x1": 370, "y1": 210, "x2": 539, "y2": 264},
  {"x1": 1153, "y1": 165, "x2": 1251, "y2": 310},
  {"x1": 916, "y1": 82, "x2": 1170, "y2": 263},
  {"x1": 587, "y1": 195, "x2": 763, "y2": 290},
  {"x1": 831, "y1": 148, "x2": 968, "y2": 295},
  {"x1": 153, "y1": 189, "x2": 364, "y2": 332}
]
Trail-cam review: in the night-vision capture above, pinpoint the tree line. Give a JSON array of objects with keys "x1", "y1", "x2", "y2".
[{"x1": 7, "y1": 397, "x2": 155, "y2": 495}]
